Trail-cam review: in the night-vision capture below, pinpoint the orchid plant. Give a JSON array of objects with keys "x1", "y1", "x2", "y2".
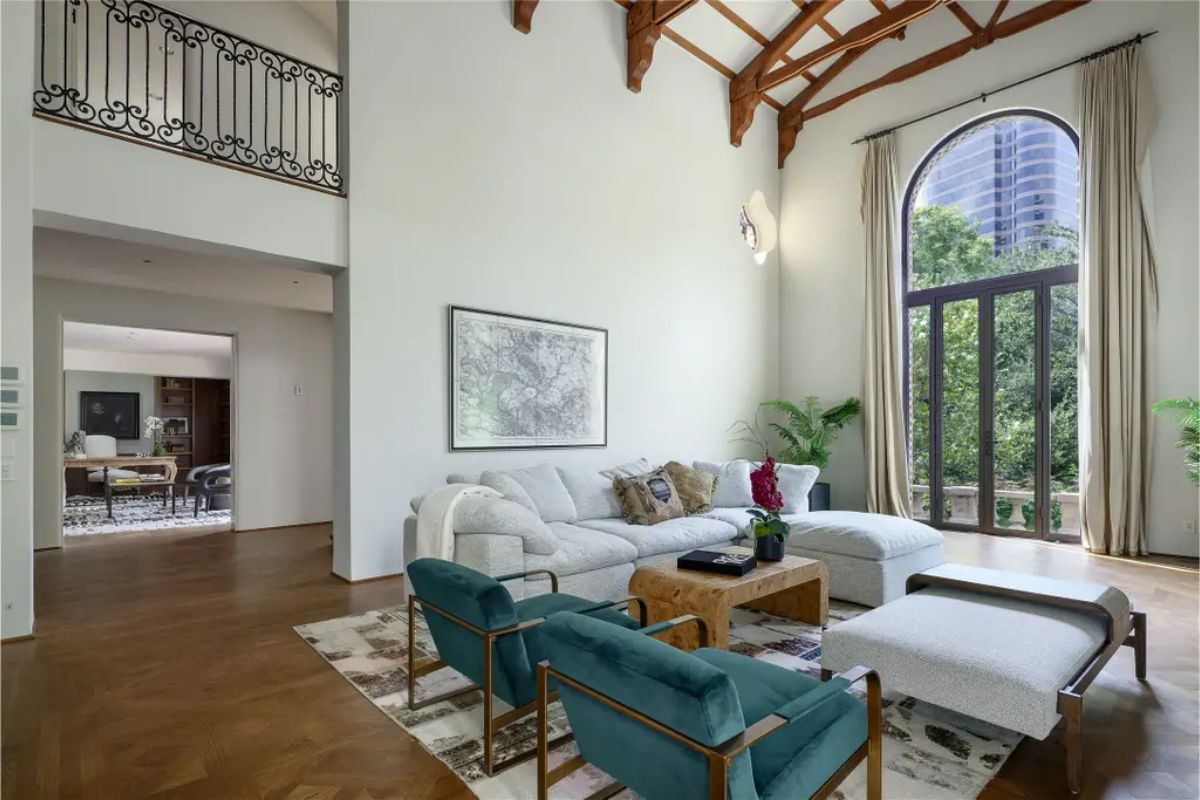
[
  {"x1": 143, "y1": 415, "x2": 166, "y2": 456},
  {"x1": 748, "y1": 457, "x2": 789, "y2": 542}
]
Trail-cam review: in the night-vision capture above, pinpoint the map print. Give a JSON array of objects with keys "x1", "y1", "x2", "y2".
[{"x1": 451, "y1": 309, "x2": 607, "y2": 449}]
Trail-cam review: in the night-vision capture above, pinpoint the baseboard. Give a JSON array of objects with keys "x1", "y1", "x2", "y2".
[
  {"x1": 2, "y1": 622, "x2": 36, "y2": 644},
  {"x1": 331, "y1": 569, "x2": 405, "y2": 584},
  {"x1": 236, "y1": 520, "x2": 333, "y2": 533}
]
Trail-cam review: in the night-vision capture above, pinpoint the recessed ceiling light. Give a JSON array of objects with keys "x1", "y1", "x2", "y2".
[
  {"x1": 142, "y1": 259, "x2": 153, "y2": 264},
  {"x1": 292, "y1": 280, "x2": 300, "y2": 285}
]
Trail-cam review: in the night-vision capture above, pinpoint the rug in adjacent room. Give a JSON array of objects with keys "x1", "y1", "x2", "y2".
[
  {"x1": 64, "y1": 494, "x2": 232, "y2": 536},
  {"x1": 295, "y1": 600, "x2": 1021, "y2": 800}
]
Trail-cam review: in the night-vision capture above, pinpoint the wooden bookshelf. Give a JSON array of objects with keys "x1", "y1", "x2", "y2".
[{"x1": 156, "y1": 377, "x2": 231, "y2": 484}]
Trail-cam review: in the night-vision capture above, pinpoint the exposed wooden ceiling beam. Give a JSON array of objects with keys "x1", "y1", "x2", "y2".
[
  {"x1": 512, "y1": 0, "x2": 539, "y2": 34},
  {"x1": 625, "y1": 0, "x2": 699, "y2": 92},
  {"x1": 776, "y1": 39, "x2": 883, "y2": 167},
  {"x1": 728, "y1": 0, "x2": 842, "y2": 145},
  {"x1": 791, "y1": 0, "x2": 843, "y2": 38},
  {"x1": 707, "y1": 0, "x2": 818, "y2": 81},
  {"x1": 869, "y1": 0, "x2": 907, "y2": 40},
  {"x1": 803, "y1": 1, "x2": 1090, "y2": 124},
  {"x1": 946, "y1": 1, "x2": 983, "y2": 35},
  {"x1": 759, "y1": 0, "x2": 947, "y2": 93},
  {"x1": 986, "y1": 0, "x2": 1010, "y2": 31}
]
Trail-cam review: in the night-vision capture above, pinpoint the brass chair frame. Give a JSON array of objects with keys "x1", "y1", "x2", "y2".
[
  {"x1": 536, "y1": 615, "x2": 883, "y2": 800},
  {"x1": 406, "y1": 568, "x2": 648, "y2": 776}
]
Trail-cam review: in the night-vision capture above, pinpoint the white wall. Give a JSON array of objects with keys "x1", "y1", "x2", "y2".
[
  {"x1": 63, "y1": 348, "x2": 232, "y2": 379},
  {"x1": 337, "y1": 0, "x2": 782, "y2": 579},
  {"x1": 779, "y1": 1, "x2": 1200, "y2": 555},
  {"x1": 1, "y1": 0, "x2": 36, "y2": 639},
  {"x1": 34, "y1": 279, "x2": 334, "y2": 549},
  {"x1": 63, "y1": 371, "x2": 156, "y2": 453}
]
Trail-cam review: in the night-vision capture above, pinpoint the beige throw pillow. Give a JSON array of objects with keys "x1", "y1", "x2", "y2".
[
  {"x1": 612, "y1": 469, "x2": 685, "y2": 526},
  {"x1": 664, "y1": 461, "x2": 717, "y2": 514}
]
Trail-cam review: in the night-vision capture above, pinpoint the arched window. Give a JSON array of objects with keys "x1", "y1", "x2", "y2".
[{"x1": 904, "y1": 110, "x2": 1081, "y2": 542}]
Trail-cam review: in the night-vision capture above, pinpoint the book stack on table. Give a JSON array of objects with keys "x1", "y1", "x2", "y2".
[{"x1": 677, "y1": 550, "x2": 757, "y2": 576}]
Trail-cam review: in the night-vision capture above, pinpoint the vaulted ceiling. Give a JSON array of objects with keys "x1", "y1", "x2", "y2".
[{"x1": 513, "y1": 0, "x2": 1091, "y2": 167}]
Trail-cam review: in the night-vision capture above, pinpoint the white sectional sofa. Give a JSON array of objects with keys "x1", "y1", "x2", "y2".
[{"x1": 403, "y1": 458, "x2": 817, "y2": 602}]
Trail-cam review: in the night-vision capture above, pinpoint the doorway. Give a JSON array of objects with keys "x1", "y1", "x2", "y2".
[
  {"x1": 904, "y1": 110, "x2": 1081, "y2": 541},
  {"x1": 60, "y1": 322, "x2": 236, "y2": 540}
]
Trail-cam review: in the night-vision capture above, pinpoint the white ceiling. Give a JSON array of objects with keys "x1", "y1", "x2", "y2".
[
  {"x1": 64, "y1": 321, "x2": 232, "y2": 359},
  {"x1": 34, "y1": 228, "x2": 334, "y2": 313}
]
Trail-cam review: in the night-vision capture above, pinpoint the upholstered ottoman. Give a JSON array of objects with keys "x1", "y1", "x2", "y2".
[
  {"x1": 785, "y1": 511, "x2": 944, "y2": 607},
  {"x1": 821, "y1": 564, "x2": 1146, "y2": 794}
]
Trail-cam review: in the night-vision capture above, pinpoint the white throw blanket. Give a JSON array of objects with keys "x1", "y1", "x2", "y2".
[{"x1": 414, "y1": 483, "x2": 500, "y2": 562}]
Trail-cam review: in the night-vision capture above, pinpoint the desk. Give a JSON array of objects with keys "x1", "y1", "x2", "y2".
[{"x1": 63, "y1": 456, "x2": 179, "y2": 519}]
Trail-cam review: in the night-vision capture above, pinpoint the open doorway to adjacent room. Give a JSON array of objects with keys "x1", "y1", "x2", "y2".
[{"x1": 61, "y1": 321, "x2": 236, "y2": 539}]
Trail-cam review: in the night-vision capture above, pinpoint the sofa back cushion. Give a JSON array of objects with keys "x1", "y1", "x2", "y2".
[
  {"x1": 484, "y1": 463, "x2": 578, "y2": 523},
  {"x1": 599, "y1": 458, "x2": 654, "y2": 479},
  {"x1": 446, "y1": 472, "x2": 481, "y2": 485},
  {"x1": 454, "y1": 496, "x2": 559, "y2": 555},
  {"x1": 613, "y1": 468, "x2": 685, "y2": 525},
  {"x1": 480, "y1": 471, "x2": 540, "y2": 515},
  {"x1": 557, "y1": 468, "x2": 623, "y2": 520},
  {"x1": 693, "y1": 460, "x2": 754, "y2": 507},
  {"x1": 664, "y1": 461, "x2": 717, "y2": 514},
  {"x1": 778, "y1": 464, "x2": 820, "y2": 513}
]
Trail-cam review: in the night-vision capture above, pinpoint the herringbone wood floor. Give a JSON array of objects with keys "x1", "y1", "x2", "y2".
[{"x1": 2, "y1": 525, "x2": 1196, "y2": 799}]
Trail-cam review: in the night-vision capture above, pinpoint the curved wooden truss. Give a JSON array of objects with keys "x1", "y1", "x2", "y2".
[{"x1": 511, "y1": 0, "x2": 1091, "y2": 168}]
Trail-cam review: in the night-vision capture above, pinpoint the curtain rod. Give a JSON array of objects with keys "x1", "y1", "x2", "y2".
[{"x1": 851, "y1": 31, "x2": 1158, "y2": 145}]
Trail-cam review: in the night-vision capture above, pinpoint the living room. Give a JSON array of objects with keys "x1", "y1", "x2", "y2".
[{"x1": 1, "y1": 1, "x2": 1197, "y2": 799}]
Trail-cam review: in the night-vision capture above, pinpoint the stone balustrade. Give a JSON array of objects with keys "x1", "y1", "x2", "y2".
[{"x1": 911, "y1": 484, "x2": 1080, "y2": 535}]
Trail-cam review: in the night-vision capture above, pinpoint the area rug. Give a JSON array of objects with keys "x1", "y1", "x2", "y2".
[
  {"x1": 64, "y1": 494, "x2": 232, "y2": 536},
  {"x1": 295, "y1": 600, "x2": 1022, "y2": 799}
]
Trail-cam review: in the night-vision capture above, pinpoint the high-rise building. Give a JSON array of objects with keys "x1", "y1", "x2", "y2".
[{"x1": 914, "y1": 115, "x2": 1079, "y2": 254}]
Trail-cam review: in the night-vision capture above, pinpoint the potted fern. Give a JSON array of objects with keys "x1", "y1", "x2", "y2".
[
  {"x1": 1153, "y1": 398, "x2": 1200, "y2": 486},
  {"x1": 760, "y1": 397, "x2": 861, "y2": 510}
]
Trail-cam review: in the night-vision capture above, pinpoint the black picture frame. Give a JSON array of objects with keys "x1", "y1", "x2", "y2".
[
  {"x1": 79, "y1": 391, "x2": 141, "y2": 440},
  {"x1": 449, "y1": 305, "x2": 608, "y2": 451}
]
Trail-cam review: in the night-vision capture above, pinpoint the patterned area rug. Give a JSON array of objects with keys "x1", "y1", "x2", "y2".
[
  {"x1": 295, "y1": 600, "x2": 1022, "y2": 799},
  {"x1": 64, "y1": 494, "x2": 232, "y2": 536}
]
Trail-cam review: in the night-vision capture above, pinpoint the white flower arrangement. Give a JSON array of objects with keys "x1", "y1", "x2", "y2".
[{"x1": 143, "y1": 415, "x2": 165, "y2": 439}]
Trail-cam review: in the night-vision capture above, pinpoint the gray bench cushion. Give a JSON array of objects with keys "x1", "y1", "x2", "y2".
[
  {"x1": 574, "y1": 516, "x2": 738, "y2": 558},
  {"x1": 523, "y1": 523, "x2": 638, "y2": 578},
  {"x1": 788, "y1": 511, "x2": 943, "y2": 560},
  {"x1": 821, "y1": 585, "x2": 1108, "y2": 739}
]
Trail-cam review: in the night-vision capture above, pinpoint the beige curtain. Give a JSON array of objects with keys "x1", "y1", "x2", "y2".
[
  {"x1": 1079, "y1": 43, "x2": 1158, "y2": 556},
  {"x1": 861, "y1": 133, "x2": 911, "y2": 517}
]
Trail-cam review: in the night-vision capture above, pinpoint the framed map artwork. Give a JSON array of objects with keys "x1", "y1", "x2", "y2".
[{"x1": 449, "y1": 306, "x2": 607, "y2": 450}]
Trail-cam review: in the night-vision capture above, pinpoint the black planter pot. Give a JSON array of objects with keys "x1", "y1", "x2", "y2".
[
  {"x1": 808, "y1": 482, "x2": 831, "y2": 512},
  {"x1": 754, "y1": 534, "x2": 785, "y2": 562}
]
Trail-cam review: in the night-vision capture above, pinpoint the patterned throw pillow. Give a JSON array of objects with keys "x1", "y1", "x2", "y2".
[
  {"x1": 612, "y1": 469, "x2": 685, "y2": 526},
  {"x1": 664, "y1": 461, "x2": 717, "y2": 514}
]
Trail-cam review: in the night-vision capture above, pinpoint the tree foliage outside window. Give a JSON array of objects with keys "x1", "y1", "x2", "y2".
[{"x1": 908, "y1": 206, "x2": 1079, "y2": 495}]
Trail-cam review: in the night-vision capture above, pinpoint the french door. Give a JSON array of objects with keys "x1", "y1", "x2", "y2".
[{"x1": 907, "y1": 265, "x2": 1079, "y2": 541}]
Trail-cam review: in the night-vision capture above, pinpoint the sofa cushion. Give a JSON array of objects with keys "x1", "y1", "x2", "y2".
[
  {"x1": 599, "y1": 458, "x2": 654, "y2": 479},
  {"x1": 480, "y1": 471, "x2": 539, "y2": 515},
  {"x1": 701, "y1": 506, "x2": 756, "y2": 535},
  {"x1": 664, "y1": 461, "x2": 717, "y2": 514},
  {"x1": 523, "y1": 523, "x2": 639, "y2": 578},
  {"x1": 788, "y1": 511, "x2": 943, "y2": 560},
  {"x1": 453, "y1": 497, "x2": 558, "y2": 555},
  {"x1": 613, "y1": 469, "x2": 685, "y2": 526},
  {"x1": 485, "y1": 463, "x2": 578, "y2": 523},
  {"x1": 557, "y1": 467, "x2": 622, "y2": 520},
  {"x1": 575, "y1": 516, "x2": 738, "y2": 558},
  {"x1": 778, "y1": 464, "x2": 819, "y2": 514},
  {"x1": 446, "y1": 472, "x2": 481, "y2": 485},
  {"x1": 694, "y1": 460, "x2": 754, "y2": 507}
]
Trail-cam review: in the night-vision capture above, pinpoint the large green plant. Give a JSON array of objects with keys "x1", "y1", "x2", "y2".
[
  {"x1": 1153, "y1": 397, "x2": 1200, "y2": 485},
  {"x1": 756, "y1": 397, "x2": 861, "y2": 468}
]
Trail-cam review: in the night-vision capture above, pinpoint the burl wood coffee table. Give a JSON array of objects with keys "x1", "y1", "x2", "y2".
[{"x1": 629, "y1": 546, "x2": 828, "y2": 651}]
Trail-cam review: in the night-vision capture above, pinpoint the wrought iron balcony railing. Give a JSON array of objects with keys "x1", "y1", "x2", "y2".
[{"x1": 34, "y1": 0, "x2": 343, "y2": 194}]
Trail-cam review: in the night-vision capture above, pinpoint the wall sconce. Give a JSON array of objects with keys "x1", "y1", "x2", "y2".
[{"x1": 739, "y1": 190, "x2": 777, "y2": 265}]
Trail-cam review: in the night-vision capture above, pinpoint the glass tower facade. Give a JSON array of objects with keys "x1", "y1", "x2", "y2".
[{"x1": 914, "y1": 116, "x2": 1078, "y2": 254}]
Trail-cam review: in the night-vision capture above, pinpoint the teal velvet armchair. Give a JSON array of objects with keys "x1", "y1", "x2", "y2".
[
  {"x1": 536, "y1": 611, "x2": 882, "y2": 800},
  {"x1": 405, "y1": 558, "x2": 646, "y2": 776}
]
